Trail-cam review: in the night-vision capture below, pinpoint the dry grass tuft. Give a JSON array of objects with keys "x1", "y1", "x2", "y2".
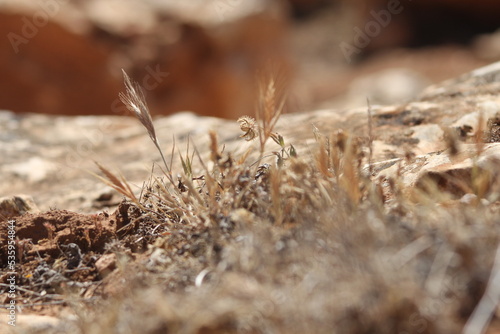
[{"x1": 58, "y1": 72, "x2": 500, "y2": 334}]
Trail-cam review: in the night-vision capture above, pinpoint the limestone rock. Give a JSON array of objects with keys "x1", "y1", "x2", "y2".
[
  {"x1": 346, "y1": 68, "x2": 430, "y2": 107},
  {"x1": 0, "y1": 12, "x2": 122, "y2": 116},
  {"x1": 95, "y1": 253, "x2": 117, "y2": 279},
  {"x1": 0, "y1": 314, "x2": 78, "y2": 333},
  {"x1": 0, "y1": 2, "x2": 289, "y2": 119},
  {"x1": 1, "y1": 61, "x2": 500, "y2": 212},
  {"x1": 0, "y1": 195, "x2": 39, "y2": 220}
]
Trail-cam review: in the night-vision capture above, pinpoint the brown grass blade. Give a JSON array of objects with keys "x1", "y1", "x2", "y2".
[
  {"x1": 119, "y1": 70, "x2": 174, "y2": 185},
  {"x1": 92, "y1": 161, "x2": 139, "y2": 204},
  {"x1": 119, "y1": 70, "x2": 157, "y2": 144}
]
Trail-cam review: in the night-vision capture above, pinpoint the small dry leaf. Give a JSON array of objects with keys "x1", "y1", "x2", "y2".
[
  {"x1": 238, "y1": 116, "x2": 257, "y2": 141},
  {"x1": 93, "y1": 161, "x2": 139, "y2": 203}
]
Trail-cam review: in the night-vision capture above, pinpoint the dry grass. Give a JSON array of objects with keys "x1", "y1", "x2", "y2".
[
  {"x1": 119, "y1": 70, "x2": 174, "y2": 184},
  {"x1": 42, "y1": 73, "x2": 500, "y2": 333}
]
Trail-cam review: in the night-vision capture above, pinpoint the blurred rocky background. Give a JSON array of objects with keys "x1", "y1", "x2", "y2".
[
  {"x1": 2, "y1": 2, "x2": 500, "y2": 331},
  {"x1": 0, "y1": 0, "x2": 499, "y2": 118}
]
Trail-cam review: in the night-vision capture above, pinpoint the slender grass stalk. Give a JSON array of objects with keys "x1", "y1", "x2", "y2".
[{"x1": 119, "y1": 70, "x2": 174, "y2": 185}]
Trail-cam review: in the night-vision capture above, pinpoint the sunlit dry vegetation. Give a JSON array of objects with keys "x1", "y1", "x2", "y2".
[{"x1": 76, "y1": 72, "x2": 500, "y2": 334}]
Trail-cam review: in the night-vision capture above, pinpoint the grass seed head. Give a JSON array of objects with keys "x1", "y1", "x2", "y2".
[{"x1": 238, "y1": 116, "x2": 258, "y2": 141}]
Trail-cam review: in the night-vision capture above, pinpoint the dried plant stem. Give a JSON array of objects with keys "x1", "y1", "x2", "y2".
[
  {"x1": 367, "y1": 98, "x2": 374, "y2": 176},
  {"x1": 90, "y1": 161, "x2": 144, "y2": 209},
  {"x1": 119, "y1": 70, "x2": 174, "y2": 185},
  {"x1": 155, "y1": 141, "x2": 172, "y2": 182},
  {"x1": 255, "y1": 76, "x2": 286, "y2": 167}
]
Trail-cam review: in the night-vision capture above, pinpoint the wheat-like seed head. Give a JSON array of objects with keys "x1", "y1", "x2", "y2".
[
  {"x1": 119, "y1": 70, "x2": 173, "y2": 182},
  {"x1": 119, "y1": 69, "x2": 158, "y2": 145}
]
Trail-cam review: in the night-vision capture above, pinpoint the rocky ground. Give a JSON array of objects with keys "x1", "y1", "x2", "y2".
[
  {"x1": 2, "y1": 60, "x2": 500, "y2": 333},
  {"x1": 3, "y1": 1, "x2": 500, "y2": 333}
]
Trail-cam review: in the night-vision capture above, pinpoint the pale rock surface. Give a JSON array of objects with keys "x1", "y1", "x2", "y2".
[
  {"x1": 0, "y1": 313, "x2": 78, "y2": 333},
  {"x1": 0, "y1": 195, "x2": 39, "y2": 220},
  {"x1": 2, "y1": 61, "x2": 500, "y2": 213},
  {"x1": 346, "y1": 68, "x2": 430, "y2": 107}
]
